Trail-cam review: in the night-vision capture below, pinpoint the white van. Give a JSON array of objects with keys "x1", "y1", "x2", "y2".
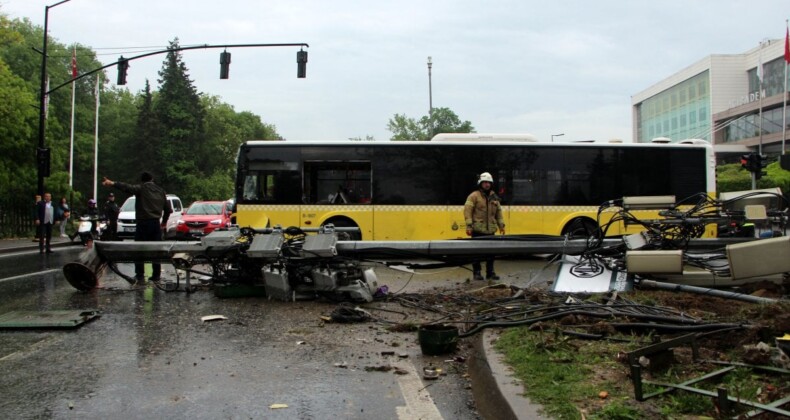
[{"x1": 116, "y1": 194, "x2": 183, "y2": 240}]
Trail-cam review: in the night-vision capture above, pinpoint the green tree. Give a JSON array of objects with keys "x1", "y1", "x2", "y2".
[
  {"x1": 0, "y1": 10, "x2": 290, "y2": 232},
  {"x1": 125, "y1": 80, "x2": 160, "y2": 182},
  {"x1": 0, "y1": 58, "x2": 37, "y2": 189},
  {"x1": 387, "y1": 113, "x2": 426, "y2": 140},
  {"x1": 387, "y1": 107, "x2": 474, "y2": 140},
  {"x1": 97, "y1": 85, "x2": 138, "y2": 199},
  {"x1": 153, "y1": 38, "x2": 206, "y2": 199},
  {"x1": 0, "y1": 16, "x2": 103, "y2": 203}
]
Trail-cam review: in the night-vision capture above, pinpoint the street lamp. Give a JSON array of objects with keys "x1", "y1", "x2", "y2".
[
  {"x1": 36, "y1": 0, "x2": 71, "y2": 196},
  {"x1": 427, "y1": 56, "x2": 433, "y2": 139},
  {"x1": 551, "y1": 133, "x2": 564, "y2": 143}
]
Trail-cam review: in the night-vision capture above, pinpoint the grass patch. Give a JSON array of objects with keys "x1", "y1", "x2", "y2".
[
  {"x1": 494, "y1": 325, "x2": 790, "y2": 419},
  {"x1": 495, "y1": 327, "x2": 631, "y2": 419}
]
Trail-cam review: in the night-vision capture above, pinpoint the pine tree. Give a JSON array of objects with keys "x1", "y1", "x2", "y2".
[{"x1": 153, "y1": 38, "x2": 206, "y2": 195}]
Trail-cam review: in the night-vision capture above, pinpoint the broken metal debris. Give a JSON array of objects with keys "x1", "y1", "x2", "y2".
[
  {"x1": 329, "y1": 305, "x2": 371, "y2": 323},
  {"x1": 422, "y1": 366, "x2": 440, "y2": 380},
  {"x1": 0, "y1": 309, "x2": 100, "y2": 329},
  {"x1": 200, "y1": 315, "x2": 227, "y2": 322},
  {"x1": 629, "y1": 334, "x2": 790, "y2": 417}
]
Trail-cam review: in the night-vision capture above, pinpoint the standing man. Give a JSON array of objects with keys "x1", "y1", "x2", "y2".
[
  {"x1": 32, "y1": 194, "x2": 42, "y2": 242},
  {"x1": 103, "y1": 192, "x2": 120, "y2": 240},
  {"x1": 102, "y1": 172, "x2": 171, "y2": 283},
  {"x1": 464, "y1": 172, "x2": 506, "y2": 281},
  {"x1": 35, "y1": 192, "x2": 55, "y2": 254}
]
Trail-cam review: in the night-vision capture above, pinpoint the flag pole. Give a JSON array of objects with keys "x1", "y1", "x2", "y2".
[
  {"x1": 68, "y1": 47, "x2": 76, "y2": 188},
  {"x1": 93, "y1": 73, "x2": 100, "y2": 200},
  {"x1": 783, "y1": 20, "x2": 789, "y2": 155}
]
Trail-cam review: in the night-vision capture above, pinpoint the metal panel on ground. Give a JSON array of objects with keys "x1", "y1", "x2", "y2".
[{"x1": 0, "y1": 309, "x2": 100, "y2": 329}]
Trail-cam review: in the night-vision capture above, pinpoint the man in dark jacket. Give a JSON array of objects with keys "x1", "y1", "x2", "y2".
[
  {"x1": 102, "y1": 172, "x2": 172, "y2": 283},
  {"x1": 35, "y1": 192, "x2": 55, "y2": 254},
  {"x1": 103, "y1": 192, "x2": 120, "y2": 240}
]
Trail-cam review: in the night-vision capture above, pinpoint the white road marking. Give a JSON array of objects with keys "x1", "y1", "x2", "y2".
[{"x1": 395, "y1": 360, "x2": 444, "y2": 420}]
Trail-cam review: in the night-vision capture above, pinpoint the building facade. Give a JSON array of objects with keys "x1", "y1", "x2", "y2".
[{"x1": 632, "y1": 39, "x2": 789, "y2": 155}]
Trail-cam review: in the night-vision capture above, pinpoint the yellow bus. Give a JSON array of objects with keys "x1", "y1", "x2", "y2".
[{"x1": 234, "y1": 135, "x2": 716, "y2": 240}]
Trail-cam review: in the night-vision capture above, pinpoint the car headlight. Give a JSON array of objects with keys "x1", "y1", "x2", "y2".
[
  {"x1": 210, "y1": 219, "x2": 222, "y2": 225},
  {"x1": 177, "y1": 220, "x2": 185, "y2": 225}
]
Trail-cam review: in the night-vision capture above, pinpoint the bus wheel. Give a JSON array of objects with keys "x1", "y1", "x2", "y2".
[
  {"x1": 323, "y1": 218, "x2": 362, "y2": 241},
  {"x1": 562, "y1": 218, "x2": 598, "y2": 239}
]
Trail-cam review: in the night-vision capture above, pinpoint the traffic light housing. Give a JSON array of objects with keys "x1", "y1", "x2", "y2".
[
  {"x1": 37, "y1": 147, "x2": 50, "y2": 178},
  {"x1": 117, "y1": 56, "x2": 129, "y2": 85},
  {"x1": 754, "y1": 153, "x2": 768, "y2": 180},
  {"x1": 220, "y1": 51, "x2": 231, "y2": 79},
  {"x1": 742, "y1": 153, "x2": 768, "y2": 180},
  {"x1": 297, "y1": 49, "x2": 308, "y2": 78}
]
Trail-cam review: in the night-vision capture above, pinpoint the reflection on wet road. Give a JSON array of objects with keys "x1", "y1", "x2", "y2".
[{"x1": 0, "y1": 249, "x2": 556, "y2": 418}]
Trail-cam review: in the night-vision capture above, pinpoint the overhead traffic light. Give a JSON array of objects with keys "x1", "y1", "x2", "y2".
[
  {"x1": 297, "y1": 49, "x2": 308, "y2": 78},
  {"x1": 220, "y1": 50, "x2": 231, "y2": 79},
  {"x1": 117, "y1": 56, "x2": 129, "y2": 85}
]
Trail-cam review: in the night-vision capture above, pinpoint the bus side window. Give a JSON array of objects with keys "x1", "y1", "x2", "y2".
[
  {"x1": 305, "y1": 161, "x2": 371, "y2": 205},
  {"x1": 243, "y1": 175, "x2": 260, "y2": 201},
  {"x1": 242, "y1": 172, "x2": 277, "y2": 202}
]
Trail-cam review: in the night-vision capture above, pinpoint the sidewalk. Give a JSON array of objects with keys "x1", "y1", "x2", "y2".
[{"x1": 0, "y1": 235, "x2": 79, "y2": 253}]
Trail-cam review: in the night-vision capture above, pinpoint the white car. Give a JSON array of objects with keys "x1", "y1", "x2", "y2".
[{"x1": 116, "y1": 194, "x2": 183, "y2": 240}]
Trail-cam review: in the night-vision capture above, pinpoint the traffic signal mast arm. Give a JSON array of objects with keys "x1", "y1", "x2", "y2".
[{"x1": 45, "y1": 42, "x2": 310, "y2": 95}]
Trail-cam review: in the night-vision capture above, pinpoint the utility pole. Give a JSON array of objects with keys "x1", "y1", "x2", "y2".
[{"x1": 36, "y1": 0, "x2": 71, "y2": 196}]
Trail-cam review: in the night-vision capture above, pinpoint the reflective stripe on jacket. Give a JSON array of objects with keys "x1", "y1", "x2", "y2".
[{"x1": 463, "y1": 189, "x2": 505, "y2": 234}]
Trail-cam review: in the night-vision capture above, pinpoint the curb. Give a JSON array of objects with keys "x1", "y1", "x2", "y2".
[
  {"x1": 0, "y1": 239, "x2": 79, "y2": 255},
  {"x1": 467, "y1": 329, "x2": 545, "y2": 420}
]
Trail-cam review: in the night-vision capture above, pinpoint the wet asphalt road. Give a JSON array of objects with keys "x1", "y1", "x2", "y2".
[{"x1": 0, "y1": 247, "x2": 556, "y2": 419}]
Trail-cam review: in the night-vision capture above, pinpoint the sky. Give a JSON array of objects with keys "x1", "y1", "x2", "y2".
[{"x1": 2, "y1": 1, "x2": 788, "y2": 142}]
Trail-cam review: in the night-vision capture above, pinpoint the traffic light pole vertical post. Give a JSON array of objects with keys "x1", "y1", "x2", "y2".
[{"x1": 36, "y1": 0, "x2": 71, "y2": 196}]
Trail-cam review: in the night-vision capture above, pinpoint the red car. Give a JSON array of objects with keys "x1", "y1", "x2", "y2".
[{"x1": 175, "y1": 201, "x2": 233, "y2": 239}]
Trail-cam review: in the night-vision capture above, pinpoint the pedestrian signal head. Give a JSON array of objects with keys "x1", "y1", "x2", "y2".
[{"x1": 478, "y1": 172, "x2": 494, "y2": 184}]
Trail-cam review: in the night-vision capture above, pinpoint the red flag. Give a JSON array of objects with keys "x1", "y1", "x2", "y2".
[
  {"x1": 71, "y1": 48, "x2": 77, "y2": 79},
  {"x1": 785, "y1": 24, "x2": 790, "y2": 63}
]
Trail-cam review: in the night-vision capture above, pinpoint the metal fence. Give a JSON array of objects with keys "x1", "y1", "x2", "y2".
[{"x1": 0, "y1": 190, "x2": 37, "y2": 239}]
